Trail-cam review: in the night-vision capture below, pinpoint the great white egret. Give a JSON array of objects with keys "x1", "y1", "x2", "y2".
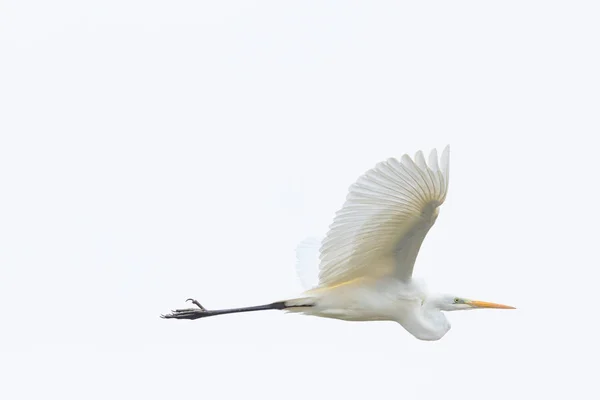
[{"x1": 162, "y1": 146, "x2": 515, "y2": 340}]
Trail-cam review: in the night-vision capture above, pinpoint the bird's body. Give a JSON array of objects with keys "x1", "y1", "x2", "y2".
[
  {"x1": 162, "y1": 145, "x2": 515, "y2": 341},
  {"x1": 285, "y1": 276, "x2": 451, "y2": 340}
]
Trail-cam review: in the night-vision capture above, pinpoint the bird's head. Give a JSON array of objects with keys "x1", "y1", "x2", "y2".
[{"x1": 432, "y1": 294, "x2": 515, "y2": 312}]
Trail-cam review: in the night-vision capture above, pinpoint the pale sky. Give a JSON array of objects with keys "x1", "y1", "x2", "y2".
[{"x1": 1, "y1": 1, "x2": 599, "y2": 399}]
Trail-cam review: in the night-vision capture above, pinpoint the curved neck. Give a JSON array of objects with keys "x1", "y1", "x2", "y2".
[
  {"x1": 422, "y1": 303, "x2": 450, "y2": 329},
  {"x1": 400, "y1": 302, "x2": 451, "y2": 341}
]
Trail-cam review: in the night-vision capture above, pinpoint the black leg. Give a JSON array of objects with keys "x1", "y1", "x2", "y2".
[{"x1": 160, "y1": 299, "x2": 297, "y2": 320}]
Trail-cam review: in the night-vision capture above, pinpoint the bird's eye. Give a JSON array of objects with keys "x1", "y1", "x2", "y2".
[{"x1": 453, "y1": 298, "x2": 460, "y2": 304}]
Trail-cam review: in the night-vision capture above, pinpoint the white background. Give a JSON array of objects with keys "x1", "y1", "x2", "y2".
[{"x1": 1, "y1": 1, "x2": 599, "y2": 399}]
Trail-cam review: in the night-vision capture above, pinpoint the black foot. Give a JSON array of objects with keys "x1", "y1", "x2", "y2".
[
  {"x1": 186, "y1": 298, "x2": 206, "y2": 311},
  {"x1": 160, "y1": 298, "x2": 211, "y2": 320},
  {"x1": 161, "y1": 308, "x2": 210, "y2": 320}
]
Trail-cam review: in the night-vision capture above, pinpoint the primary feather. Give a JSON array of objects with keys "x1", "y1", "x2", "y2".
[{"x1": 314, "y1": 146, "x2": 450, "y2": 286}]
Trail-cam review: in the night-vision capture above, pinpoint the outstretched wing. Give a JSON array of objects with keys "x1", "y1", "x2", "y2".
[{"x1": 317, "y1": 146, "x2": 450, "y2": 286}]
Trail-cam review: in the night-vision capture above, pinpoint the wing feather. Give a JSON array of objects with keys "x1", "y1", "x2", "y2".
[{"x1": 317, "y1": 146, "x2": 450, "y2": 286}]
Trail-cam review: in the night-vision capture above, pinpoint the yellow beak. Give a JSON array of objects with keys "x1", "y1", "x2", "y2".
[{"x1": 466, "y1": 300, "x2": 516, "y2": 309}]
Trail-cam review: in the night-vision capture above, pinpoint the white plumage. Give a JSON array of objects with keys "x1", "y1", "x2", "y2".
[
  {"x1": 315, "y1": 146, "x2": 450, "y2": 287},
  {"x1": 286, "y1": 145, "x2": 513, "y2": 340}
]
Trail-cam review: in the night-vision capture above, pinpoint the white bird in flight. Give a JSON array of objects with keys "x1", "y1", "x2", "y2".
[{"x1": 162, "y1": 145, "x2": 515, "y2": 341}]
